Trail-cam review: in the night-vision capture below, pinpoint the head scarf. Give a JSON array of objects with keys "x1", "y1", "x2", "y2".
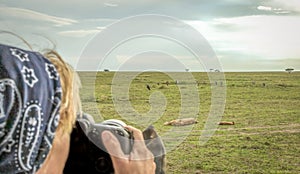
[{"x1": 0, "y1": 44, "x2": 62, "y2": 173}]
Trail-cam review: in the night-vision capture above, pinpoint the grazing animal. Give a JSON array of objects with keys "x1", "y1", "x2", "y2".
[
  {"x1": 218, "y1": 121, "x2": 235, "y2": 125},
  {"x1": 164, "y1": 118, "x2": 198, "y2": 126},
  {"x1": 143, "y1": 125, "x2": 166, "y2": 174}
]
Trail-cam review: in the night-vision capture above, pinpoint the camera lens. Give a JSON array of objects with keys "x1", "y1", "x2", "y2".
[{"x1": 95, "y1": 157, "x2": 112, "y2": 173}]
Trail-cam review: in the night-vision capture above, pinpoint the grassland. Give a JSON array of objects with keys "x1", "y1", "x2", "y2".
[{"x1": 79, "y1": 71, "x2": 300, "y2": 174}]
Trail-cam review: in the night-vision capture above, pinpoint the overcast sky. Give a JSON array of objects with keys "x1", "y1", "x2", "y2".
[{"x1": 1, "y1": 0, "x2": 300, "y2": 71}]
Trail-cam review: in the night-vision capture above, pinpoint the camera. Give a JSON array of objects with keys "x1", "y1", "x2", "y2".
[
  {"x1": 63, "y1": 114, "x2": 133, "y2": 174},
  {"x1": 63, "y1": 113, "x2": 166, "y2": 174}
]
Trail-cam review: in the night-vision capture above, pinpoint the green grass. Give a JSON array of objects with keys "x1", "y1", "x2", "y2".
[{"x1": 79, "y1": 71, "x2": 300, "y2": 174}]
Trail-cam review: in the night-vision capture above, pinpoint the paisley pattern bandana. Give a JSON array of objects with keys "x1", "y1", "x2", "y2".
[{"x1": 0, "y1": 44, "x2": 62, "y2": 173}]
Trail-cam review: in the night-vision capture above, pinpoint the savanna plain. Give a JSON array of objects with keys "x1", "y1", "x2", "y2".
[{"x1": 79, "y1": 71, "x2": 300, "y2": 174}]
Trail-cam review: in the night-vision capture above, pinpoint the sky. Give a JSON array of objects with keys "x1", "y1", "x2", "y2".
[{"x1": 1, "y1": 0, "x2": 300, "y2": 71}]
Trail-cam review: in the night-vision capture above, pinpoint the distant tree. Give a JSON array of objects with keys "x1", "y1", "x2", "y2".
[
  {"x1": 185, "y1": 68, "x2": 189, "y2": 72},
  {"x1": 104, "y1": 69, "x2": 110, "y2": 72},
  {"x1": 285, "y1": 68, "x2": 294, "y2": 73}
]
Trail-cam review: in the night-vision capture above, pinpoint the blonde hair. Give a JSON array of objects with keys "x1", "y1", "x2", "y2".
[{"x1": 43, "y1": 50, "x2": 82, "y2": 134}]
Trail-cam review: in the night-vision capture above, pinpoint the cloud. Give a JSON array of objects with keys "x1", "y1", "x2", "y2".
[
  {"x1": 58, "y1": 29, "x2": 101, "y2": 37},
  {"x1": 260, "y1": 0, "x2": 300, "y2": 14},
  {"x1": 257, "y1": 5, "x2": 272, "y2": 11},
  {"x1": 0, "y1": 6, "x2": 77, "y2": 26},
  {"x1": 85, "y1": 18, "x2": 117, "y2": 23},
  {"x1": 103, "y1": 2, "x2": 118, "y2": 7},
  {"x1": 274, "y1": 11, "x2": 291, "y2": 14},
  {"x1": 257, "y1": 5, "x2": 291, "y2": 14},
  {"x1": 270, "y1": 0, "x2": 300, "y2": 13},
  {"x1": 188, "y1": 15, "x2": 300, "y2": 62}
]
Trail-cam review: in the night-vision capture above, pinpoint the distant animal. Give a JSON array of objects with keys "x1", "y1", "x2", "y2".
[
  {"x1": 218, "y1": 121, "x2": 235, "y2": 125},
  {"x1": 143, "y1": 125, "x2": 166, "y2": 174},
  {"x1": 163, "y1": 118, "x2": 198, "y2": 126},
  {"x1": 146, "y1": 84, "x2": 151, "y2": 90}
]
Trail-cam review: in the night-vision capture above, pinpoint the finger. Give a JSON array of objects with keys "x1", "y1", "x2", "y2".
[
  {"x1": 125, "y1": 125, "x2": 155, "y2": 160},
  {"x1": 101, "y1": 131, "x2": 126, "y2": 159},
  {"x1": 125, "y1": 125, "x2": 144, "y2": 141},
  {"x1": 153, "y1": 162, "x2": 156, "y2": 172},
  {"x1": 102, "y1": 131, "x2": 130, "y2": 172}
]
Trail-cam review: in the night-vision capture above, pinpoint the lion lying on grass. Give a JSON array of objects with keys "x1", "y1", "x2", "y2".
[{"x1": 164, "y1": 118, "x2": 198, "y2": 126}]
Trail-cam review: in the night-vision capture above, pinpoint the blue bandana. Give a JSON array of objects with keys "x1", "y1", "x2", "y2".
[{"x1": 0, "y1": 44, "x2": 62, "y2": 173}]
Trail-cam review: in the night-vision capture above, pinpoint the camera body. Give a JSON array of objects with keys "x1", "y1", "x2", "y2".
[
  {"x1": 64, "y1": 113, "x2": 166, "y2": 174},
  {"x1": 64, "y1": 115, "x2": 133, "y2": 174}
]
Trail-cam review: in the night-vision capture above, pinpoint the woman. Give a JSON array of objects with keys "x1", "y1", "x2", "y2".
[{"x1": 0, "y1": 43, "x2": 155, "y2": 174}]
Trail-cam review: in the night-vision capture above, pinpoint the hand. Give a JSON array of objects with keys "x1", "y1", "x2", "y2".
[{"x1": 102, "y1": 125, "x2": 156, "y2": 174}]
